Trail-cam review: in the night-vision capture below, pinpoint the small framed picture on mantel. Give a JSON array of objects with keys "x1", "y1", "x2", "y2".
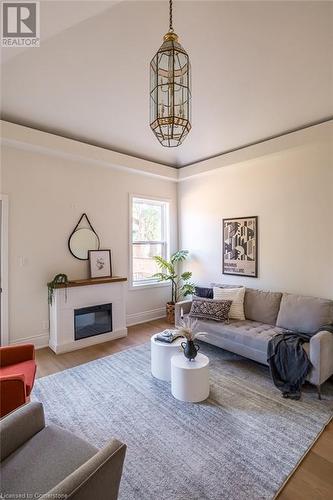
[
  {"x1": 88, "y1": 249, "x2": 112, "y2": 278},
  {"x1": 222, "y1": 216, "x2": 258, "y2": 278}
]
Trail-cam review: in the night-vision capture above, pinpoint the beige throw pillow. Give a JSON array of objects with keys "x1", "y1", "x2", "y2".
[{"x1": 213, "y1": 287, "x2": 246, "y2": 320}]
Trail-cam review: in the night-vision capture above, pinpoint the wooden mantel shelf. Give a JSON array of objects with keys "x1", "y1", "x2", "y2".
[{"x1": 52, "y1": 276, "x2": 127, "y2": 289}]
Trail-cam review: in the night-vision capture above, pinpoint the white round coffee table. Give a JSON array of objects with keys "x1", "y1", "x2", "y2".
[
  {"x1": 151, "y1": 334, "x2": 183, "y2": 381},
  {"x1": 171, "y1": 353, "x2": 210, "y2": 402}
]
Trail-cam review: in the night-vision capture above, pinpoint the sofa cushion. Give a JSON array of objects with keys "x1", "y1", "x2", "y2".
[
  {"x1": 1, "y1": 424, "x2": 98, "y2": 497},
  {"x1": 0, "y1": 360, "x2": 36, "y2": 395},
  {"x1": 276, "y1": 293, "x2": 333, "y2": 334},
  {"x1": 192, "y1": 317, "x2": 282, "y2": 352},
  {"x1": 244, "y1": 288, "x2": 282, "y2": 325},
  {"x1": 213, "y1": 287, "x2": 246, "y2": 320},
  {"x1": 189, "y1": 298, "x2": 232, "y2": 322}
]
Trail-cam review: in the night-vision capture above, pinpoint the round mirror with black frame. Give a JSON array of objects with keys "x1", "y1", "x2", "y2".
[{"x1": 68, "y1": 213, "x2": 100, "y2": 260}]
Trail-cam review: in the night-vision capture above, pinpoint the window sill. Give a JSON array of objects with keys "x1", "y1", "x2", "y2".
[{"x1": 129, "y1": 281, "x2": 170, "y2": 291}]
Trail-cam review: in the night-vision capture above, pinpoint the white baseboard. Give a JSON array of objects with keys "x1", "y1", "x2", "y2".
[
  {"x1": 126, "y1": 307, "x2": 166, "y2": 326},
  {"x1": 10, "y1": 333, "x2": 49, "y2": 350}
]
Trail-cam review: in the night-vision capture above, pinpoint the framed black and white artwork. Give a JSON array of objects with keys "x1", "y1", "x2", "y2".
[
  {"x1": 222, "y1": 216, "x2": 258, "y2": 278},
  {"x1": 88, "y1": 249, "x2": 112, "y2": 278}
]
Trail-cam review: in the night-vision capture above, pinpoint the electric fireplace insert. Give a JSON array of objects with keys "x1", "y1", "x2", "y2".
[{"x1": 74, "y1": 303, "x2": 112, "y2": 340}]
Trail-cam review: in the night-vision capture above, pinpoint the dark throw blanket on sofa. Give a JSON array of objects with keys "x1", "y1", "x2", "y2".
[
  {"x1": 267, "y1": 332, "x2": 311, "y2": 400},
  {"x1": 267, "y1": 324, "x2": 333, "y2": 399}
]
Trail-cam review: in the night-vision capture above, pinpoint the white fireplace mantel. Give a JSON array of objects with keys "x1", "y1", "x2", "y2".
[{"x1": 49, "y1": 277, "x2": 127, "y2": 354}]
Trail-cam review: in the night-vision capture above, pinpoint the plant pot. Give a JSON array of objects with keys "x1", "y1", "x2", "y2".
[
  {"x1": 166, "y1": 302, "x2": 175, "y2": 324},
  {"x1": 181, "y1": 340, "x2": 200, "y2": 361}
]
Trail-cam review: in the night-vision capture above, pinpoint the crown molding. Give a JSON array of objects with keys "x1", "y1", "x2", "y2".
[
  {"x1": 178, "y1": 119, "x2": 333, "y2": 181},
  {"x1": 1, "y1": 119, "x2": 332, "y2": 183},
  {"x1": 0, "y1": 121, "x2": 178, "y2": 182}
]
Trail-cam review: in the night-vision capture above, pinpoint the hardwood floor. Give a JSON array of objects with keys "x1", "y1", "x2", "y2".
[{"x1": 36, "y1": 318, "x2": 333, "y2": 499}]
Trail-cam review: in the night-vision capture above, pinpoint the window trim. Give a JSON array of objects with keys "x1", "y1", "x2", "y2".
[{"x1": 129, "y1": 194, "x2": 171, "y2": 290}]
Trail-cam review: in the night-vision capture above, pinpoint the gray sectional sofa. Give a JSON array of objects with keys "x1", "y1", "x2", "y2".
[{"x1": 175, "y1": 288, "x2": 333, "y2": 398}]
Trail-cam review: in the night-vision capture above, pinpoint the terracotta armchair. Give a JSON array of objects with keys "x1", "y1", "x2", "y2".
[{"x1": 0, "y1": 344, "x2": 36, "y2": 417}]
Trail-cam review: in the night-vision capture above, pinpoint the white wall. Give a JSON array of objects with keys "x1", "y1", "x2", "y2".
[
  {"x1": 1, "y1": 143, "x2": 177, "y2": 347},
  {"x1": 1, "y1": 121, "x2": 332, "y2": 348},
  {"x1": 178, "y1": 134, "x2": 333, "y2": 300}
]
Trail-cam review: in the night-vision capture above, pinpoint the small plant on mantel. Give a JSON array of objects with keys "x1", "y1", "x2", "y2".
[
  {"x1": 152, "y1": 250, "x2": 195, "y2": 324},
  {"x1": 48, "y1": 273, "x2": 69, "y2": 305}
]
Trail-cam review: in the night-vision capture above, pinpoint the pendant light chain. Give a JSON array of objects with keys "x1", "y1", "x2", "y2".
[{"x1": 169, "y1": 0, "x2": 173, "y2": 32}]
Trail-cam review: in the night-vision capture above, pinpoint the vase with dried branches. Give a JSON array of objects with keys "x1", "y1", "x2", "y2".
[{"x1": 177, "y1": 316, "x2": 204, "y2": 361}]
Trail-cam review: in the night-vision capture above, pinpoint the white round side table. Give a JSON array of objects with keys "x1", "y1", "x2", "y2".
[
  {"x1": 151, "y1": 334, "x2": 183, "y2": 382},
  {"x1": 171, "y1": 353, "x2": 210, "y2": 402}
]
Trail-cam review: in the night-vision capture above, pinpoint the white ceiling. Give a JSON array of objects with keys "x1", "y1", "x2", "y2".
[{"x1": 1, "y1": 0, "x2": 332, "y2": 167}]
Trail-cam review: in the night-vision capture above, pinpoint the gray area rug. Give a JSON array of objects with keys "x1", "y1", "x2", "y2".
[{"x1": 32, "y1": 342, "x2": 333, "y2": 500}]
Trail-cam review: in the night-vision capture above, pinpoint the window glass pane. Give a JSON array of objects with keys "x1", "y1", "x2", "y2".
[
  {"x1": 133, "y1": 200, "x2": 162, "y2": 242},
  {"x1": 133, "y1": 243, "x2": 163, "y2": 282}
]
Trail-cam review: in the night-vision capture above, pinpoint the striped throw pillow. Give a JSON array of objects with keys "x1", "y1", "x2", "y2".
[{"x1": 213, "y1": 287, "x2": 246, "y2": 320}]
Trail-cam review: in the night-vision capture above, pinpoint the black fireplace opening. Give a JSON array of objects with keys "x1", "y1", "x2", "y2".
[{"x1": 74, "y1": 303, "x2": 112, "y2": 340}]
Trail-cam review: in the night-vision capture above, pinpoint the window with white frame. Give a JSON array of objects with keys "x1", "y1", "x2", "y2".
[{"x1": 130, "y1": 196, "x2": 170, "y2": 286}]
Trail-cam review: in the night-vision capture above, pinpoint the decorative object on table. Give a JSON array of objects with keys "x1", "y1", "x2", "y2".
[
  {"x1": 213, "y1": 286, "x2": 246, "y2": 320},
  {"x1": 155, "y1": 329, "x2": 184, "y2": 343},
  {"x1": 47, "y1": 273, "x2": 69, "y2": 305},
  {"x1": 68, "y1": 213, "x2": 100, "y2": 260},
  {"x1": 181, "y1": 339, "x2": 199, "y2": 362},
  {"x1": 222, "y1": 216, "x2": 258, "y2": 277},
  {"x1": 150, "y1": 0, "x2": 191, "y2": 147},
  {"x1": 189, "y1": 297, "x2": 232, "y2": 322},
  {"x1": 89, "y1": 249, "x2": 112, "y2": 278},
  {"x1": 152, "y1": 250, "x2": 195, "y2": 324},
  {"x1": 177, "y1": 315, "x2": 204, "y2": 361}
]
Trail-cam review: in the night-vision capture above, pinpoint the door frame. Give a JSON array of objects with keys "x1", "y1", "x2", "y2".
[{"x1": 0, "y1": 194, "x2": 9, "y2": 346}]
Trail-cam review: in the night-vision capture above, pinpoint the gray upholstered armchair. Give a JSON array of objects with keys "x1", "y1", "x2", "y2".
[{"x1": 0, "y1": 402, "x2": 126, "y2": 500}]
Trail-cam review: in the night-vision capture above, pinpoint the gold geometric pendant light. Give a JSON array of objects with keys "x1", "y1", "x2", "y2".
[{"x1": 150, "y1": 0, "x2": 191, "y2": 147}]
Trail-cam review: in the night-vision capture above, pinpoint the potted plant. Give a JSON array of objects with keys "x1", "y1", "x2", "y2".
[
  {"x1": 48, "y1": 273, "x2": 69, "y2": 305},
  {"x1": 152, "y1": 250, "x2": 195, "y2": 324}
]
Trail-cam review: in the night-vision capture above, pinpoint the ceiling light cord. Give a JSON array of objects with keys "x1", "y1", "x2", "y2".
[{"x1": 169, "y1": 0, "x2": 173, "y2": 32}]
